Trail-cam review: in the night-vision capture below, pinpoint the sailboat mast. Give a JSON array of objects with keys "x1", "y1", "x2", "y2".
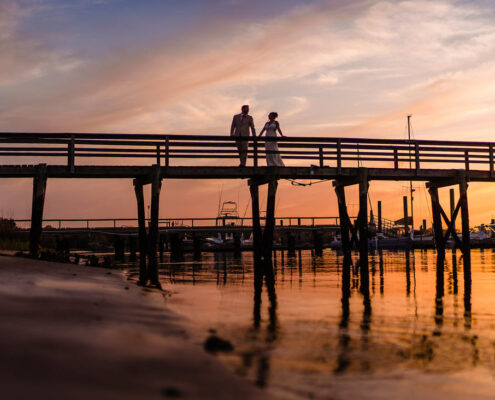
[{"x1": 408, "y1": 115, "x2": 414, "y2": 235}]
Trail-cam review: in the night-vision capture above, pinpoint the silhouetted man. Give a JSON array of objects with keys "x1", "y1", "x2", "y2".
[{"x1": 230, "y1": 105, "x2": 256, "y2": 167}]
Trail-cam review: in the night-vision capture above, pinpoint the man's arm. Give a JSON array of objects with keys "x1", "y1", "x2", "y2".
[
  {"x1": 249, "y1": 116, "x2": 256, "y2": 136},
  {"x1": 230, "y1": 116, "x2": 236, "y2": 136}
]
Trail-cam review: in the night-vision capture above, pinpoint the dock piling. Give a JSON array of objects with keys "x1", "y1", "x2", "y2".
[
  {"x1": 147, "y1": 166, "x2": 162, "y2": 287},
  {"x1": 133, "y1": 181, "x2": 148, "y2": 284},
  {"x1": 29, "y1": 164, "x2": 47, "y2": 258}
]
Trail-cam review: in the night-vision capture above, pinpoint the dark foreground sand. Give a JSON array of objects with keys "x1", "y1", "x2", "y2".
[{"x1": 0, "y1": 255, "x2": 280, "y2": 400}]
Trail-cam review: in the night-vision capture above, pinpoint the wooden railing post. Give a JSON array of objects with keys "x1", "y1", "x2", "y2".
[
  {"x1": 489, "y1": 144, "x2": 493, "y2": 177},
  {"x1": 415, "y1": 142, "x2": 420, "y2": 172},
  {"x1": 337, "y1": 139, "x2": 342, "y2": 173},
  {"x1": 165, "y1": 136, "x2": 170, "y2": 167},
  {"x1": 253, "y1": 136, "x2": 258, "y2": 167},
  {"x1": 319, "y1": 147, "x2": 324, "y2": 168},
  {"x1": 464, "y1": 151, "x2": 469, "y2": 171},
  {"x1": 394, "y1": 148, "x2": 399, "y2": 169},
  {"x1": 156, "y1": 144, "x2": 161, "y2": 166},
  {"x1": 68, "y1": 135, "x2": 75, "y2": 173}
]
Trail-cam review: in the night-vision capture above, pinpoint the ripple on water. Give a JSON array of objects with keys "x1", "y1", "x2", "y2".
[{"x1": 129, "y1": 249, "x2": 495, "y2": 400}]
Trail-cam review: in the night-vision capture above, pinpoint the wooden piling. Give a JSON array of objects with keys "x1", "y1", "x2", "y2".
[
  {"x1": 159, "y1": 235, "x2": 164, "y2": 262},
  {"x1": 147, "y1": 166, "x2": 162, "y2": 287},
  {"x1": 129, "y1": 236, "x2": 137, "y2": 262},
  {"x1": 262, "y1": 180, "x2": 278, "y2": 262},
  {"x1": 403, "y1": 195, "x2": 408, "y2": 236},
  {"x1": 377, "y1": 201, "x2": 382, "y2": 233},
  {"x1": 358, "y1": 170, "x2": 369, "y2": 289},
  {"x1": 249, "y1": 184, "x2": 262, "y2": 265},
  {"x1": 429, "y1": 186, "x2": 445, "y2": 255},
  {"x1": 193, "y1": 234, "x2": 202, "y2": 260},
  {"x1": 459, "y1": 172, "x2": 470, "y2": 262},
  {"x1": 133, "y1": 180, "x2": 148, "y2": 284},
  {"x1": 170, "y1": 233, "x2": 184, "y2": 261},
  {"x1": 335, "y1": 184, "x2": 351, "y2": 257},
  {"x1": 450, "y1": 188, "x2": 455, "y2": 220},
  {"x1": 312, "y1": 230, "x2": 323, "y2": 256},
  {"x1": 114, "y1": 235, "x2": 125, "y2": 262},
  {"x1": 29, "y1": 164, "x2": 47, "y2": 258},
  {"x1": 287, "y1": 233, "x2": 296, "y2": 257},
  {"x1": 233, "y1": 232, "x2": 241, "y2": 256}
]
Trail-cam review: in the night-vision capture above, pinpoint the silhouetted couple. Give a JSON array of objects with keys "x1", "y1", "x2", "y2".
[{"x1": 230, "y1": 105, "x2": 285, "y2": 167}]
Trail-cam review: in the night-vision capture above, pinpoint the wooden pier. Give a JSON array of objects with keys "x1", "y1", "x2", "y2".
[{"x1": 2, "y1": 132, "x2": 493, "y2": 286}]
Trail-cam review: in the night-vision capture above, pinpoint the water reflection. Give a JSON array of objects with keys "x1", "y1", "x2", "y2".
[
  {"x1": 434, "y1": 253, "x2": 444, "y2": 335},
  {"x1": 248, "y1": 253, "x2": 279, "y2": 387},
  {"x1": 463, "y1": 253, "x2": 472, "y2": 330},
  {"x1": 137, "y1": 248, "x2": 495, "y2": 398},
  {"x1": 335, "y1": 256, "x2": 351, "y2": 374}
]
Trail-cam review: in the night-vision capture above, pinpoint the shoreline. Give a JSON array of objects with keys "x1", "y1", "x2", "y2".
[{"x1": 0, "y1": 255, "x2": 280, "y2": 400}]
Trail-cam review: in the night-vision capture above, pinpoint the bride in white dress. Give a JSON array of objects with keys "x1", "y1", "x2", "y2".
[{"x1": 258, "y1": 112, "x2": 285, "y2": 167}]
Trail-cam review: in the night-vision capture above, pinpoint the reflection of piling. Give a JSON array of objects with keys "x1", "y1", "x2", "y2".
[
  {"x1": 405, "y1": 250, "x2": 411, "y2": 296},
  {"x1": 452, "y1": 249, "x2": 458, "y2": 294},
  {"x1": 463, "y1": 253, "x2": 472, "y2": 329},
  {"x1": 335, "y1": 256, "x2": 352, "y2": 374},
  {"x1": 435, "y1": 253, "x2": 445, "y2": 333}
]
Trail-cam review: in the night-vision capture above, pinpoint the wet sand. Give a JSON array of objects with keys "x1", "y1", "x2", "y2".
[{"x1": 0, "y1": 255, "x2": 280, "y2": 400}]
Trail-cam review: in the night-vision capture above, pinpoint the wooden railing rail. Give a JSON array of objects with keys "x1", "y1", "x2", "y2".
[{"x1": 1, "y1": 132, "x2": 494, "y2": 172}]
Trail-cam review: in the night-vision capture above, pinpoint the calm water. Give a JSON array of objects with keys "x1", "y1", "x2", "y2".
[{"x1": 129, "y1": 249, "x2": 495, "y2": 400}]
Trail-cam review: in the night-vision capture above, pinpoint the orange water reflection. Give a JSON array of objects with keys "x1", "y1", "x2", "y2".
[{"x1": 139, "y1": 249, "x2": 495, "y2": 399}]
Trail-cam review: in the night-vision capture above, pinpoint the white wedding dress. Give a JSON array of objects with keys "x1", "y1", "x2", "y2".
[{"x1": 264, "y1": 122, "x2": 284, "y2": 167}]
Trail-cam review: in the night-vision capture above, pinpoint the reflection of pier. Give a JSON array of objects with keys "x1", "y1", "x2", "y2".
[{"x1": 1, "y1": 132, "x2": 489, "y2": 285}]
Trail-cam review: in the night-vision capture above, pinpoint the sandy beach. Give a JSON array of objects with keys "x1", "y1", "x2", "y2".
[{"x1": 0, "y1": 255, "x2": 279, "y2": 400}]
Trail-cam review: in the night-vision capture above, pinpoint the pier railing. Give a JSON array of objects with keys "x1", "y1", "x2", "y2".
[
  {"x1": 1, "y1": 132, "x2": 494, "y2": 172},
  {"x1": 12, "y1": 216, "x2": 345, "y2": 230}
]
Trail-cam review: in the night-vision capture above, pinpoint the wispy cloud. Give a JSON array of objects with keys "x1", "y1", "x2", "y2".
[{"x1": 2, "y1": 0, "x2": 495, "y2": 223}]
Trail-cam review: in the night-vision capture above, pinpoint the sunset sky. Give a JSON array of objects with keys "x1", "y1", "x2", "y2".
[{"x1": 2, "y1": 0, "x2": 495, "y2": 227}]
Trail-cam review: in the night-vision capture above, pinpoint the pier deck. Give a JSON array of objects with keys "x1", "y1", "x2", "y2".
[{"x1": 2, "y1": 132, "x2": 493, "y2": 285}]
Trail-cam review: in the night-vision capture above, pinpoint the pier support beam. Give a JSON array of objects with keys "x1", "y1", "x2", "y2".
[
  {"x1": 358, "y1": 170, "x2": 369, "y2": 290},
  {"x1": 249, "y1": 178, "x2": 279, "y2": 282},
  {"x1": 335, "y1": 184, "x2": 352, "y2": 259},
  {"x1": 133, "y1": 165, "x2": 163, "y2": 287},
  {"x1": 287, "y1": 233, "x2": 296, "y2": 256},
  {"x1": 134, "y1": 181, "x2": 148, "y2": 284},
  {"x1": 429, "y1": 186, "x2": 445, "y2": 256},
  {"x1": 459, "y1": 172, "x2": 470, "y2": 262},
  {"x1": 29, "y1": 164, "x2": 47, "y2": 258},
  {"x1": 427, "y1": 172, "x2": 470, "y2": 259},
  {"x1": 147, "y1": 167, "x2": 162, "y2": 286},
  {"x1": 249, "y1": 183, "x2": 262, "y2": 265},
  {"x1": 333, "y1": 169, "x2": 369, "y2": 271},
  {"x1": 263, "y1": 180, "x2": 278, "y2": 263}
]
